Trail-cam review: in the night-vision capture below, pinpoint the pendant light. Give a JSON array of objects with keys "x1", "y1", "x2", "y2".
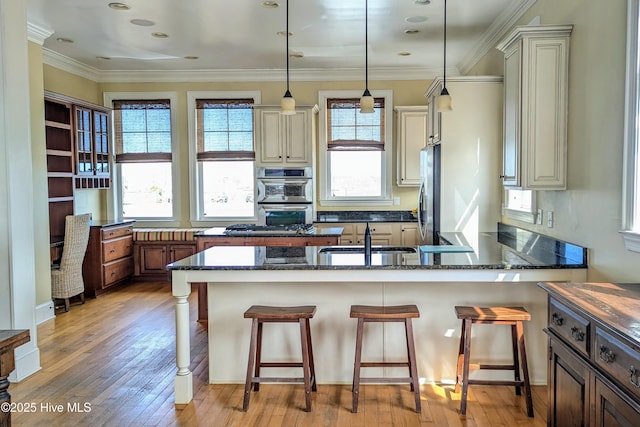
[
  {"x1": 360, "y1": 0, "x2": 375, "y2": 114},
  {"x1": 280, "y1": 0, "x2": 296, "y2": 115},
  {"x1": 437, "y1": 0, "x2": 452, "y2": 112}
]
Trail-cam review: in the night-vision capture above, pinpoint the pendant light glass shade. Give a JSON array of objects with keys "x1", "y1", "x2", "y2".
[
  {"x1": 281, "y1": 0, "x2": 296, "y2": 115},
  {"x1": 360, "y1": 0, "x2": 374, "y2": 114},
  {"x1": 437, "y1": 0, "x2": 452, "y2": 112}
]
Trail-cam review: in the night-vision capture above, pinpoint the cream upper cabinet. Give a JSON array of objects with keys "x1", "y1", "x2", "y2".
[
  {"x1": 424, "y1": 82, "x2": 442, "y2": 145},
  {"x1": 395, "y1": 106, "x2": 428, "y2": 187},
  {"x1": 497, "y1": 25, "x2": 572, "y2": 190},
  {"x1": 255, "y1": 105, "x2": 317, "y2": 166}
]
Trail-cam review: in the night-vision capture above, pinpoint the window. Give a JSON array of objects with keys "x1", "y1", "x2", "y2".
[
  {"x1": 187, "y1": 91, "x2": 261, "y2": 222},
  {"x1": 318, "y1": 90, "x2": 393, "y2": 205},
  {"x1": 107, "y1": 93, "x2": 178, "y2": 222},
  {"x1": 504, "y1": 189, "x2": 537, "y2": 224},
  {"x1": 622, "y1": 0, "x2": 640, "y2": 252}
]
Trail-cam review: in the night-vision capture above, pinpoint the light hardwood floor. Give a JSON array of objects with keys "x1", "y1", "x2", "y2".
[{"x1": 10, "y1": 281, "x2": 548, "y2": 426}]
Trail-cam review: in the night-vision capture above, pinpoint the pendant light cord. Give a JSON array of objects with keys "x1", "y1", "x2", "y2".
[
  {"x1": 443, "y1": 0, "x2": 447, "y2": 88},
  {"x1": 365, "y1": 0, "x2": 369, "y2": 91},
  {"x1": 286, "y1": 0, "x2": 290, "y2": 93}
]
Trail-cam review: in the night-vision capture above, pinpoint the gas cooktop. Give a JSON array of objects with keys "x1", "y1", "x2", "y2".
[{"x1": 224, "y1": 224, "x2": 315, "y2": 235}]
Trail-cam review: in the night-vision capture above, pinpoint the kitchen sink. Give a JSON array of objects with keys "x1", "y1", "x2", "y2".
[{"x1": 318, "y1": 246, "x2": 417, "y2": 254}]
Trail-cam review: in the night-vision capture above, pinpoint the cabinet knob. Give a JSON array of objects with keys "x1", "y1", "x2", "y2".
[
  {"x1": 109, "y1": 249, "x2": 116, "y2": 253},
  {"x1": 598, "y1": 346, "x2": 616, "y2": 364},
  {"x1": 499, "y1": 175, "x2": 506, "y2": 180},
  {"x1": 551, "y1": 313, "x2": 564, "y2": 326},
  {"x1": 630, "y1": 365, "x2": 640, "y2": 388},
  {"x1": 570, "y1": 326, "x2": 585, "y2": 342}
]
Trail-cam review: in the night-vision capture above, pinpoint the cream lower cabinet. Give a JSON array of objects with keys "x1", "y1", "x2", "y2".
[
  {"x1": 394, "y1": 106, "x2": 428, "y2": 187},
  {"x1": 497, "y1": 25, "x2": 572, "y2": 190},
  {"x1": 255, "y1": 105, "x2": 317, "y2": 166},
  {"x1": 316, "y1": 222, "x2": 419, "y2": 246}
]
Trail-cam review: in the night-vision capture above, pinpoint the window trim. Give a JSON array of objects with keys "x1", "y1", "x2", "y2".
[
  {"x1": 186, "y1": 90, "x2": 261, "y2": 225},
  {"x1": 503, "y1": 189, "x2": 538, "y2": 224},
  {"x1": 622, "y1": 0, "x2": 640, "y2": 252},
  {"x1": 103, "y1": 91, "x2": 180, "y2": 226},
  {"x1": 318, "y1": 89, "x2": 393, "y2": 206}
]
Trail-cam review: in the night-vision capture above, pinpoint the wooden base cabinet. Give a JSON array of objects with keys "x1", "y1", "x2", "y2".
[
  {"x1": 540, "y1": 282, "x2": 640, "y2": 427},
  {"x1": 83, "y1": 222, "x2": 134, "y2": 297},
  {"x1": 134, "y1": 242, "x2": 197, "y2": 280}
]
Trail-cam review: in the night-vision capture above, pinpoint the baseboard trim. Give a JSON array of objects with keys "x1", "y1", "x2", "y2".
[{"x1": 36, "y1": 300, "x2": 55, "y2": 324}]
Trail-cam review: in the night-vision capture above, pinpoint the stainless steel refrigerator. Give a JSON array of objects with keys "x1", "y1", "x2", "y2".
[{"x1": 417, "y1": 144, "x2": 440, "y2": 245}]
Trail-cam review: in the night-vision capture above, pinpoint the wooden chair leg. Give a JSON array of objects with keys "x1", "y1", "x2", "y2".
[
  {"x1": 253, "y1": 321, "x2": 263, "y2": 392},
  {"x1": 511, "y1": 323, "x2": 522, "y2": 396},
  {"x1": 405, "y1": 318, "x2": 421, "y2": 413},
  {"x1": 352, "y1": 318, "x2": 364, "y2": 413},
  {"x1": 243, "y1": 318, "x2": 259, "y2": 411},
  {"x1": 459, "y1": 318, "x2": 472, "y2": 415},
  {"x1": 299, "y1": 319, "x2": 312, "y2": 412},
  {"x1": 64, "y1": 298, "x2": 70, "y2": 312},
  {"x1": 455, "y1": 318, "x2": 467, "y2": 393},
  {"x1": 305, "y1": 318, "x2": 317, "y2": 392},
  {"x1": 516, "y1": 321, "x2": 534, "y2": 417},
  {"x1": 79, "y1": 292, "x2": 85, "y2": 305}
]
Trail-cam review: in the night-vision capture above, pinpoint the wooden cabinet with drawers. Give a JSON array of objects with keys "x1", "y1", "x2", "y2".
[
  {"x1": 82, "y1": 221, "x2": 134, "y2": 297},
  {"x1": 315, "y1": 222, "x2": 419, "y2": 246},
  {"x1": 134, "y1": 242, "x2": 197, "y2": 281},
  {"x1": 539, "y1": 282, "x2": 640, "y2": 426}
]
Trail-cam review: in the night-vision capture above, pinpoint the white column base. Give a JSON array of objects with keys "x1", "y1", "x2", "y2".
[{"x1": 174, "y1": 372, "x2": 193, "y2": 405}]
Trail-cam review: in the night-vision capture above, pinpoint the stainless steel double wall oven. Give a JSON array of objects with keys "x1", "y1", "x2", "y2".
[{"x1": 256, "y1": 167, "x2": 313, "y2": 225}]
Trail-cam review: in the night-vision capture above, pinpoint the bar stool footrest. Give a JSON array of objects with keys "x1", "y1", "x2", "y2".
[
  {"x1": 468, "y1": 379, "x2": 524, "y2": 387},
  {"x1": 251, "y1": 377, "x2": 308, "y2": 383},
  {"x1": 360, "y1": 362, "x2": 410, "y2": 368},
  {"x1": 259, "y1": 362, "x2": 304, "y2": 368},
  {"x1": 359, "y1": 377, "x2": 413, "y2": 384}
]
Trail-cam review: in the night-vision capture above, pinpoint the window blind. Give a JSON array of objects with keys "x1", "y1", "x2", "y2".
[
  {"x1": 113, "y1": 99, "x2": 172, "y2": 163},
  {"x1": 327, "y1": 98, "x2": 385, "y2": 151},
  {"x1": 195, "y1": 99, "x2": 255, "y2": 161}
]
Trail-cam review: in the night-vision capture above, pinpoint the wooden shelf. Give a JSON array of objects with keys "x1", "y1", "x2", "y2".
[{"x1": 44, "y1": 120, "x2": 71, "y2": 130}]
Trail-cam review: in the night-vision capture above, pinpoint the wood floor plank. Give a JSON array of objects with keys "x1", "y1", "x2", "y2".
[{"x1": 9, "y1": 281, "x2": 548, "y2": 427}]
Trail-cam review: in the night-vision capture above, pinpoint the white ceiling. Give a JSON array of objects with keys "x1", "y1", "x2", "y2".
[{"x1": 26, "y1": 0, "x2": 534, "y2": 80}]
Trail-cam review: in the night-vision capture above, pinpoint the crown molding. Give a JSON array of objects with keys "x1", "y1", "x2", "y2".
[
  {"x1": 42, "y1": 48, "x2": 101, "y2": 81},
  {"x1": 42, "y1": 46, "x2": 458, "y2": 84},
  {"x1": 457, "y1": 0, "x2": 537, "y2": 75},
  {"x1": 26, "y1": 22, "x2": 53, "y2": 45}
]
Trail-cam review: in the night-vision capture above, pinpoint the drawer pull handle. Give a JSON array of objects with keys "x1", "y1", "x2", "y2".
[
  {"x1": 109, "y1": 249, "x2": 116, "y2": 253},
  {"x1": 630, "y1": 365, "x2": 640, "y2": 388},
  {"x1": 551, "y1": 313, "x2": 564, "y2": 326},
  {"x1": 598, "y1": 346, "x2": 616, "y2": 363},
  {"x1": 570, "y1": 326, "x2": 585, "y2": 342}
]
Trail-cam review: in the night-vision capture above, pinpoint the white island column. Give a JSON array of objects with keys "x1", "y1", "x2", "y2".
[{"x1": 172, "y1": 270, "x2": 193, "y2": 404}]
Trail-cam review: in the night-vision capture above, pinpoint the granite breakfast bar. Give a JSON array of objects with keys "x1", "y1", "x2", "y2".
[{"x1": 168, "y1": 224, "x2": 588, "y2": 404}]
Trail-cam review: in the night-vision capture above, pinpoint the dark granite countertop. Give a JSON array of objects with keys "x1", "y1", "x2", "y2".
[
  {"x1": 195, "y1": 226, "x2": 344, "y2": 238},
  {"x1": 169, "y1": 224, "x2": 587, "y2": 271},
  {"x1": 89, "y1": 219, "x2": 135, "y2": 228},
  {"x1": 315, "y1": 210, "x2": 417, "y2": 223}
]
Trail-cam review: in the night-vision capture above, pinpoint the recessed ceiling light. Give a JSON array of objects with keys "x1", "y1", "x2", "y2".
[
  {"x1": 404, "y1": 29, "x2": 420, "y2": 35},
  {"x1": 398, "y1": 52, "x2": 412, "y2": 56},
  {"x1": 406, "y1": 16, "x2": 427, "y2": 23},
  {"x1": 56, "y1": 37, "x2": 74, "y2": 43},
  {"x1": 108, "y1": 2, "x2": 130, "y2": 10},
  {"x1": 184, "y1": 56, "x2": 199, "y2": 60},
  {"x1": 151, "y1": 32, "x2": 169, "y2": 38},
  {"x1": 96, "y1": 56, "x2": 111, "y2": 60},
  {"x1": 130, "y1": 19, "x2": 155, "y2": 26},
  {"x1": 277, "y1": 31, "x2": 293, "y2": 37},
  {"x1": 414, "y1": 0, "x2": 431, "y2": 4},
  {"x1": 262, "y1": 1, "x2": 279, "y2": 8}
]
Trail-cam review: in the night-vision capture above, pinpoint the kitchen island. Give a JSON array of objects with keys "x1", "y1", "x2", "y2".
[{"x1": 168, "y1": 224, "x2": 588, "y2": 404}]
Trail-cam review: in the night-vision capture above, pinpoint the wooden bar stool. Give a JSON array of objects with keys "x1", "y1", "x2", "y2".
[
  {"x1": 454, "y1": 306, "x2": 533, "y2": 417},
  {"x1": 242, "y1": 305, "x2": 317, "y2": 412},
  {"x1": 350, "y1": 304, "x2": 421, "y2": 413}
]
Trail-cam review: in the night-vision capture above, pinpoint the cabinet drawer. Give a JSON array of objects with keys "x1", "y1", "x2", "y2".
[
  {"x1": 102, "y1": 235, "x2": 133, "y2": 263},
  {"x1": 595, "y1": 327, "x2": 640, "y2": 400},
  {"x1": 549, "y1": 298, "x2": 590, "y2": 357},
  {"x1": 356, "y1": 223, "x2": 393, "y2": 235},
  {"x1": 103, "y1": 256, "x2": 133, "y2": 286},
  {"x1": 102, "y1": 225, "x2": 133, "y2": 240}
]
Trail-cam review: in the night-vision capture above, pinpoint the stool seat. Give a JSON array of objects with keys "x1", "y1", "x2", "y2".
[
  {"x1": 350, "y1": 304, "x2": 421, "y2": 413},
  {"x1": 242, "y1": 305, "x2": 317, "y2": 412},
  {"x1": 351, "y1": 304, "x2": 420, "y2": 319},
  {"x1": 245, "y1": 305, "x2": 316, "y2": 319},
  {"x1": 455, "y1": 306, "x2": 531, "y2": 321},
  {"x1": 455, "y1": 305, "x2": 533, "y2": 417}
]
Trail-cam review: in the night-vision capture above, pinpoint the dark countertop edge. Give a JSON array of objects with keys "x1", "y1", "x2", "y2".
[
  {"x1": 90, "y1": 220, "x2": 135, "y2": 228},
  {"x1": 195, "y1": 227, "x2": 344, "y2": 238},
  {"x1": 314, "y1": 219, "x2": 417, "y2": 223},
  {"x1": 168, "y1": 263, "x2": 587, "y2": 271}
]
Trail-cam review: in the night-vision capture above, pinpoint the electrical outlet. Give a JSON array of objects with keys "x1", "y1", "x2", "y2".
[
  {"x1": 547, "y1": 211, "x2": 554, "y2": 228},
  {"x1": 393, "y1": 197, "x2": 400, "y2": 206},
  {"x1": 536, "y1": 209, "x2": 543, "y2": 225}
]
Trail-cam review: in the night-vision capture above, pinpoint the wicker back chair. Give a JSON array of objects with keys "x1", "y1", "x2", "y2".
[{"x1": 51, "y1": 213, "x2": 91, "y2": 312}]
